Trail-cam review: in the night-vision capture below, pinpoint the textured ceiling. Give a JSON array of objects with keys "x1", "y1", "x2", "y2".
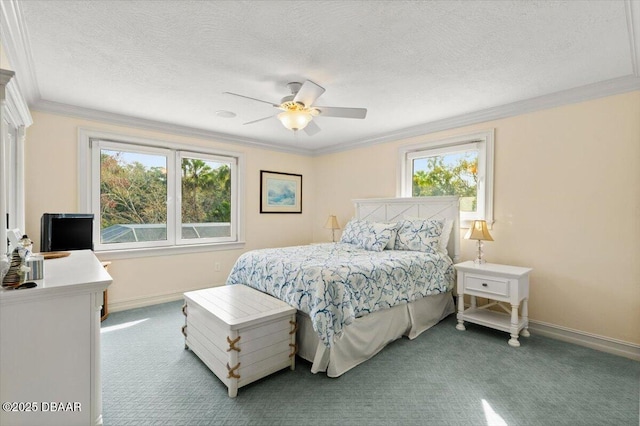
[{"x1": 4, "y1": 0, "x2": 640, "y2": 154}]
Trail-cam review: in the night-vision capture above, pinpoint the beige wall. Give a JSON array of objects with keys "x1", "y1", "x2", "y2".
[
  {"x1": 24, "y1": 111, "x2": 314, "y2": 308},
  {"x1": 24, "y1": 91, "x2": 640, "y2": 345},
  {"x1": 312, "y1": 91, "x2": 640, "y2": 345}
]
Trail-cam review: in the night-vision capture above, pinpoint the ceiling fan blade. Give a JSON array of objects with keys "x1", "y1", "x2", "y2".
[
  {"x1": 223, "y1": 92, "x2": 280, "y2": 108},
  {"x1": 303, "y1": 120, "x2": 321, "y2": 137},
  {"x1": 314, "y1": 106, "x2": 367, "y2": 119},
  {"x1": 293, "y1": 80, "x2": 325, "y2": 107},
  {"x1": 243, "y1": 114, "x2": 277, "y2": 125}
]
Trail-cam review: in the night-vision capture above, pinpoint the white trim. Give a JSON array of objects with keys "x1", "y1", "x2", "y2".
[
  {"x1": 114, "y1": 288, "x2": 640, "y2": 363},
  {"x1": 78, "y1": 128, "x2": 245, "y2": 163},
  {"x1": 626, "y1": 0, "x2": 640, "y2": 77},
  {"x1": 3, "y1": 0, "x2": 640, "y2": 157},
  {"x1": 176, "y1": 151, "x2": 238, "y2": 245},
  {"x1": 45, "y1": 99, "x2": 311, "y2": 155},
  {"x1": 106, "y1": 285, "x2": 224, "y2": 313},
  {"x1": 34, "y1": 77, "x2": 640, "y2": 158},
  {"x1": 398, "y1": 129, "x2": 494, "y2": 228},
  {"x1": 13, "y1": 125, "x2": 25, "y2": 231},
  {"x1": 95, "y1": 241, "x2": 245, "y2": 261},
  {"x1": 78, "y1": 128, "x2": 245, "y2": 256},
  {"x1": 0, "y1": 0, "x2": 40, "y2": 104},
  {"x1": 4, "y1": 77, "x2": 32, "y2": 127},
  {"x1": 0, "y1": 69, "x2": 30, "y2": 244},
  {"x1": 314, "y1": 75, "x2": 640, "y2": 156},
  {"x1": 528, "y1": 319, "x2": 640, "y2": 362},
  {"x1": 90, "y1": 139, "x2": 175, "y2": 251}
]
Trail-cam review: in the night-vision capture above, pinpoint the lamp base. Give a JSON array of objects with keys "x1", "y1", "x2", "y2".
[{"x1": 474, "y1": 240, "x2": 487, "y2": 265}]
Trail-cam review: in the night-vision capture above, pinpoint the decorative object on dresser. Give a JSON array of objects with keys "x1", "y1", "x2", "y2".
[
  {"x1": 454, "y1": 261, "x2": 532, "y2": 347},
  {"x1": 1, "y1": 233, "x2": 33, "y2": 288},
  {"x1": 183, "y1": 285, "x2": 297, "y2": 398},
  {"x1": 324, "y1": 215, "x2": 341, "y2": 242},
  {"x1": 464, "y1": 219, "x2": 493, "y2": 264},
  {"x1": 259, "y1": 170, "x2": 302, "y2": 213},
  {"x1": 1, "y1": 249, "x2": 26, "y2": 287}
]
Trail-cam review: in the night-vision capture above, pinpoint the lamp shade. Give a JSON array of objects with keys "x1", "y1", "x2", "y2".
[
  {"x1": 324, "y1": 215, "x2": 340, "y2": 230},
  {"x1": 278, "y1": 110, "x2": 312, "y2": 131},
  {"x1": 464, "y1": 220, "x2": 493, "y2": 241}
]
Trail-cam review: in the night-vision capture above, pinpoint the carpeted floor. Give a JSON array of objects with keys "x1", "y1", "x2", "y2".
[{"x1": 101, "y1": 301, "x2": 639, "y2": 425}]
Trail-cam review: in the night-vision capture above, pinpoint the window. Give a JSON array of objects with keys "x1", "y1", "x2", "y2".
[
  {"x1": 398, "y1": 129, "x2": 494, "y2": 227},
  {"x1": 79, "y1": 130, "x2": 243, "y2": 256}
]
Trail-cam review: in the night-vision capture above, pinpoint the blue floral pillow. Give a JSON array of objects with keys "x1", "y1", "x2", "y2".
[
  {"x1": 340, "y1": 219, "x2": 396, "y2": 252},
  {"x1": 394, "y1": 219, "x2": 445, "y2": 253},
  {"x1": 402, "y1": 216, "x2": 453, "y2": 255}
]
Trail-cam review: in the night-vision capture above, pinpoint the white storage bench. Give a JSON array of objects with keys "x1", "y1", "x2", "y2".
[{"x1": 182, "y1": 285, "x2": 297, "y2": 397}]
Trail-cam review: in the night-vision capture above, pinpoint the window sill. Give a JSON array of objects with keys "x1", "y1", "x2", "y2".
[{"x1": 94, "y1": 241, "x2": 246, "y2": 261}]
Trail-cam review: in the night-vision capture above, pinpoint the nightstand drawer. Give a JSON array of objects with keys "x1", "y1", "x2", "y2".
[{"x1": 465, "y1": 275, "x2": 509, "y2": 297}]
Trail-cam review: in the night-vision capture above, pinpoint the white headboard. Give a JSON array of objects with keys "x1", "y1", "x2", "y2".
[{"x1": 353, "y1": 196, "x2": 460, "y2": 263}]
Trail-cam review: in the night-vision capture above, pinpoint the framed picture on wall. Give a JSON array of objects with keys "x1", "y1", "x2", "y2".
[{"x1": 260, "y1": 170, "x2": 302, "y2": 213}]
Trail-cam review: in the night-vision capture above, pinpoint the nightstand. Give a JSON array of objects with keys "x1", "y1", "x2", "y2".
[{"x1": 454, "y1": 261, "x2": 532, "y2": 347}]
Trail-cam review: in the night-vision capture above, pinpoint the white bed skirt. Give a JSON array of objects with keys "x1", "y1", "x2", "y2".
[{"x1": 297, "y1": 292, "x2": 455, "y2": 377}]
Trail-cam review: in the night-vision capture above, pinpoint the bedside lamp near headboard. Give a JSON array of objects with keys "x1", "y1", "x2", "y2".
[
  {"x1": 465, "y1": 220, "x2": 493, "y2": 264},
  {"x1": 324, "y1": 215, "x2": 341, "y2": 242}
]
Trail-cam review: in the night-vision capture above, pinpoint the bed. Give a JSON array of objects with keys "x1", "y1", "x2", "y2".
[{"x1": 226, "y1": 196, "x2": 460, "y2": 377}]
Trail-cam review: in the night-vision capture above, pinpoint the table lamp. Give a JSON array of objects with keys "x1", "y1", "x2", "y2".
[
  {"x1": 464, "y1": 220, "x2": 493, "y2": 264},
  {"x1": 324, "y1": 215, "x2": 340, "y2": 242}
]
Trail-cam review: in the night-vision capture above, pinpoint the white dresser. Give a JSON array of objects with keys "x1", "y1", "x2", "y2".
[{"x1": 0, "y1": 250, "x2": 112, "y2": 426}]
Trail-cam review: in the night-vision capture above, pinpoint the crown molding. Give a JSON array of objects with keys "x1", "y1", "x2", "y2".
[
  {"x1": 312, "y1": 75, "x2": 640, "y2": 156},
  {"x1": 3, "y1": 0, "x2": 640, "y2": 157},
  {"x1": 626, "y1": 0, "x2": 640, "y2": 76},
  {"x1": 0, "y1": 0, "x2": 39, "y2": 103},
  {"x1": 31, "y1": 99, "x2": 310, "y2": 156},
  {"x1": 0, "y1": 68, "x2": 31, "y2": 127},
  {"x1": 0, "y1": 68, "x2": 13, "y2": 86},
  {"x1": 25, "y1": 74, "x2": 640, "y2": 158},
  {"x1": 5, "y1": 75, "x2": 32, "y2": 126}
]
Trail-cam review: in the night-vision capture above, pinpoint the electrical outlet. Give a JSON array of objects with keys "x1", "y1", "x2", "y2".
[{"x1": 214, "y1": 262, "x2": 221, "y2": 272}]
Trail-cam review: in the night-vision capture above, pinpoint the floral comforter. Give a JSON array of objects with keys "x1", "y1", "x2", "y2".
[{"x1": 225, "y1": 243, "x2": 455, "y2": 347}]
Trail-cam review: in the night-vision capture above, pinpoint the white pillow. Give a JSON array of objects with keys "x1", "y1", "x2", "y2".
[
  {"x1": 385, "y1": 223, "x2": 398, "y2": 250},
  {"x1": 438, "y1": 218, "x2": 454, "y2": 255}
]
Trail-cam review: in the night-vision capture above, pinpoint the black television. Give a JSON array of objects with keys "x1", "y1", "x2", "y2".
[{"x1": 40, "y1": 213, "x2": 94, "y2": 252}]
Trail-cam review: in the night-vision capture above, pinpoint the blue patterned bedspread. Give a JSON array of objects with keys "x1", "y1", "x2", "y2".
[{"x1": 226, "y1": 243, "x2": 455, "y2": 348}]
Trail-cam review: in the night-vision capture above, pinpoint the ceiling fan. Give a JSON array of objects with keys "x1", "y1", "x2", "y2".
[{"x1": 223, "y1": 80, "x2": 367, "y2": 136}]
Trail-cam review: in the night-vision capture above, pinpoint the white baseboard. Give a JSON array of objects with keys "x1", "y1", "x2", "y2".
[
  {"x1": 528, "y1": 320, "x2": 640, "y2": 362},
  {"x1": 111, "y1": 294, "x2": 640, "y2": 362},
  {"x1": 107, "y1": 286, "x2": 221, "y2": 313}
]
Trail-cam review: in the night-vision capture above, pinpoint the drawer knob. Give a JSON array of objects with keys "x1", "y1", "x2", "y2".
[{"x1": 482, "y1": 283, "x2": 488, "y2": 287}]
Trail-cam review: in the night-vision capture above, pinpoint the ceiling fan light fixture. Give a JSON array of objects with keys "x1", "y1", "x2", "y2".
[{"x1": 277, "y1": 110, "x2": 312, "y2": 131}]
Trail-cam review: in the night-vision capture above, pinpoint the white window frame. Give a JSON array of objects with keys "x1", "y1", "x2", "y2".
[
  {"x1": 176, "y1": 150, "x2": 238, "y2": 246},
  {"x1": 1, "y1": 73, "x2": 32, "y2": 235},
  {"x1": 398, "y1": 129, "x2": 494, "y2": 228},
  {"x1": 78, "y1": 129, "x2": 245, "y2": 259}
]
